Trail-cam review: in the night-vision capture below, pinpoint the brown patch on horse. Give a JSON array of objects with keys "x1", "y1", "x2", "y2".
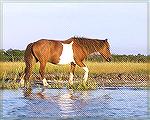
[{"x1": 32, "y1": 39, "x2": 63, "y2": 64}]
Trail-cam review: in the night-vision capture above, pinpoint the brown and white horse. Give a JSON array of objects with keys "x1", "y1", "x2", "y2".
[{"x1": 21, "y1": 37, "x2": 111, "y2": 87}]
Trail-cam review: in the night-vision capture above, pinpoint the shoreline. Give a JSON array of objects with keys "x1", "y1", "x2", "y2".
[{"x1": 1, "y1": 72, "x2": 149, "y2": 89}]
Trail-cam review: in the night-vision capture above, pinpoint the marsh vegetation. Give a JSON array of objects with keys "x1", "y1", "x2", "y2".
[{"x1": 0, "y1": 61, "x2": 149, "y2": 89}]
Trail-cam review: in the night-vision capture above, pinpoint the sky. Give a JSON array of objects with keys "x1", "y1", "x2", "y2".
[{"x1": 2, "y1": 3, "x2": 147, "y2": 55}]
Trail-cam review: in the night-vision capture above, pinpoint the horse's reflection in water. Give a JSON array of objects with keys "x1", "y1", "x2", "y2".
[
  {"x1": 23, "y1": 87, "x2": 88, "y2": 100},
  {"x1": 56, "y1": 90, "x2": 89, "y2": 117},
  {"x1": 23, "y1": 87, "x2": 48, "y2": 99},
  {"x1": 22, "y1": 87, "x2": 89, "y2": 117}
]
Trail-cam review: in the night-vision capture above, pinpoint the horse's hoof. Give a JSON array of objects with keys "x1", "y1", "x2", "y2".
[{"x1": 43, "y1": 84, "x2": 49, "y2": 88}]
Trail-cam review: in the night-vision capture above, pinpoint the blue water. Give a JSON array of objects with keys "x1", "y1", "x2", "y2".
[{"x1": 1, "y1": 87, "x2": 150, "y2": 120}]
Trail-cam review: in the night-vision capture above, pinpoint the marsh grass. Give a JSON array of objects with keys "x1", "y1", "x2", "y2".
[
  {"x1": 1, "y1": 81, "x2": 20, "y2": 89},
  {"x1": 67, "y1": 80, "x2": 97, "y2": 90},
  {"x1": 0, "y1": 61, "x2": 149, "y2": 76},
  {"x1": 86, "y1": 61, "x2": 149, "y2": 74},
  {"x1": 47, "y1": 82, "x2": 64, "y2": 89},
  {"x1": 0, "y1": 61, "x2": 149, "y2": 89}
]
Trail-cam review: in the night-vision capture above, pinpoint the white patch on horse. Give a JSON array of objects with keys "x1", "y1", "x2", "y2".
[
  {"x1": 19, "y1": 74, "x2": 25, "y2": 87},
  {"x1": 20, "y1": 78, "x2": 24, "y2": 87},
  {"x1": 58, "y1": 41, "x2": 74, "y2": 64},
  {"x1": 82, "y1": 67, "x2": 89, "y2": 83},
  {"x1": 43, "y1": 78, "x2": 49, "y2": 86}
]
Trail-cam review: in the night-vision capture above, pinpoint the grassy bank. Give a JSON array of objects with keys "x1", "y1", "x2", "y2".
[
  {"x1": 0, "y1": 61, "x2": 149, "y2": 76},
  {"x1": 0, "y1": 61, "x2": 149, "y2": 89}
]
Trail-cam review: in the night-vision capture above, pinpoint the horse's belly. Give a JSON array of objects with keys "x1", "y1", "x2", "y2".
[{"x1": 58, "y1": 43, "x2": 74, "y2": 64}]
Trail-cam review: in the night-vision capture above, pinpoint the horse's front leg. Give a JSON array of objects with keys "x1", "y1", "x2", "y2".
[
  {"x1": 75, "y1": 61, "x2": 89, "y2": 85},
  {"x1": 82, "y1": 66, "x2": 89, "y2": 84},
  {"x1": 69, "y1": 62, "x2": 76, "y2": 85}
]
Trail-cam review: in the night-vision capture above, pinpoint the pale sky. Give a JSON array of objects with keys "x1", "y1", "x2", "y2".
[{"x1": 2, "y1": 3, "x2": 147, "y2": 55}]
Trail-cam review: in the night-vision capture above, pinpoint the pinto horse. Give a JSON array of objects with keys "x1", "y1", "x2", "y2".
[{"x1": 21, "y1": 37, "x2": 111, "y2": 87}]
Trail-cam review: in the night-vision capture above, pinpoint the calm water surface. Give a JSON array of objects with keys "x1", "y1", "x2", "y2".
[{"x1": 1, "y1": 87, "x2": 150, "y2": 120}]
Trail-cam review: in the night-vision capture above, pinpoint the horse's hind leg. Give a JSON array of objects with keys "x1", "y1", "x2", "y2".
[
  {"x1": 69, "y1": 62, "x2": 76, "y2": 85},
  {"x1": 20, "y1": 74, "x2": 25, "y2": 87},
  {"x1": 39, "y1": 62, "x2": 49, "y2": 87},
  {"x1": 24, "y1": 59, "x2": 36, "y2": 88},
  {"x1": 22, "y1": 57, "x2": 36, "y2": 97}
]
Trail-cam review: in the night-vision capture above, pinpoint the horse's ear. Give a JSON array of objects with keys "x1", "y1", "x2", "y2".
[{"x1": 105, "y1": 39, "x2": 108, "y2": 41}]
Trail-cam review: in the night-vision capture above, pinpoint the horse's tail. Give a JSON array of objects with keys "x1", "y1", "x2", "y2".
[
  {"x1": 24, "y1": 43, "x2": 37, "y2": 63},
  {"x1": 24, "y1": 43, "x2": 37, "y2": 83}
]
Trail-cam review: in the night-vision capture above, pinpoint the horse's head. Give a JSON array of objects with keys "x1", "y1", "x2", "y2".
[{"x1": 99, "y1": 39, "x2": 112, "y2": 62}]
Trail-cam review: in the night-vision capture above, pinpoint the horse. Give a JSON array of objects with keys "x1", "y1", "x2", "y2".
[{"x1": 20, "y1": 37, "x2": 111, "y2": 88}]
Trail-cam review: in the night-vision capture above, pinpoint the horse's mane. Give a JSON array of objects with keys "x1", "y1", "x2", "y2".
[
  {"x1": 71, "y1": 36, "x2": 107, "y2": 54},
  {"x1": 71, "y1": 36, "x2": 107, "y2": 42},
  {"x1": 71, "y1": 36, "x2": 98, "y2": 41}
]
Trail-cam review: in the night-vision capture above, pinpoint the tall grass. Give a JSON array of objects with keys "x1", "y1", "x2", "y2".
[
  {"x1": 0, "y1": 61, "x2": 149, "y2": 89},
  {"x1": 0, "y1": 61, "x2": 149, "y2": 79},
  {"x1": 86, "y1": 61, "x2": 149, "y2": 74}
]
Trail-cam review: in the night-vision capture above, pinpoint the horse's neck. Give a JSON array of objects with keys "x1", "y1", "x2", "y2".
[
  {"x1": 87, "y1": 48, "x2": 99, "y2": 55},
  {"x1": 85, "y1": 41, "x2": 100, "y2": 55},
  {"x1": 75, "y1": 38, "x2": 100, "y2": 55}
]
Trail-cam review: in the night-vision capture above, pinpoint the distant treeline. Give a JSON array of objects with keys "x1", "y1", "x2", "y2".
[
  {"x1": 0, "y1": 49, "x2": 25, "y2": 62},
  {"x1": 0, "y1": 49, "x2": 149, "y2": 63},
  {"x1": 86, "y1": 54, "x2": 149, "y2": 63}
]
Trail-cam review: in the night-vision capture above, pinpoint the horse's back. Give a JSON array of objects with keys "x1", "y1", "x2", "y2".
[{"x1": 31, "y1": 39, "x2": 63, "y2": 64}]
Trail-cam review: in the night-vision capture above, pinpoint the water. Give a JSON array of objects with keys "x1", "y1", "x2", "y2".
[{"x1": 1, "y1": 87, "x2": 150, "y2": 120}]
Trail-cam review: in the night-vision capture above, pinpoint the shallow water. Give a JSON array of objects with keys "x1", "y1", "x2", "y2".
[{"x1": 1, "y1": 87, "x2": 150, "y2": 120}]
